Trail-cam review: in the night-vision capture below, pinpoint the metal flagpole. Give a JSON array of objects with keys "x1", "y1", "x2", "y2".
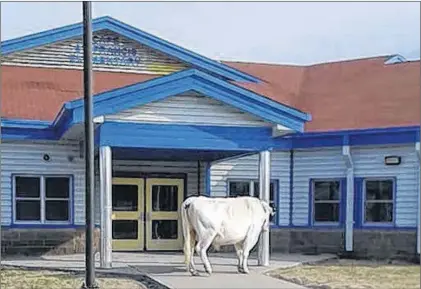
[{"x1": 81, "y1": 2, "x2": 97, "y2": 289}]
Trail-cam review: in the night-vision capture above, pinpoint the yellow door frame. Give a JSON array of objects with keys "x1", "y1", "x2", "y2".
[
  {"x1": 145, "y1": 178, "x2": 184, "y2": 251},
  {"x1": 111, "y1": 177, "x2": 145, "y2": 251}
]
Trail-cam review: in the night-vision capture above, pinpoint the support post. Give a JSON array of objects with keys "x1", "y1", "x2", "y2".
[
  {"x1": 100, "y1": 146, "x2": 112, "y2": 268},
  {"x1": 342, "y1": 144, "x2": 354, "y2": 252},
  {"x1": 258, "y1": 150, "x2": 270, "y2": 266},
  {"x1": 416, "y1": 142, "x2": 420, "y2": 255},
  {"x1": 82, "y1": 2, "x2": 97, "y2": 288}
]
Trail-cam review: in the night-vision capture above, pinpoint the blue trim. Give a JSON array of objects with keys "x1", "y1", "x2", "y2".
[
  {"x1": 11, "y1": 174, "x2": 75, "y2": 227},
  {"x1": 286, "y1": 125, "x2": 420, "y2": 149},
  {"x1": 99, "y1": 122, "x2": 280, "y2": 151},
  {"x1": 2, "y1": 119, "x2": 419, "y2": 152},
  {"x1": 1, "y1": 16, "x2": 260, "y2": 83},
  {"x1": 205, "y1": 162, "x2": 211, "y2": 196},
  {"x1": 355, "y1": 176, "x2": 397, "y2": 229},
  {"x1": 289, "y1": 150, "x2": 294, "y2": 226},
  {"x1": 64, "y1": 69, "x2": 309, "y2": 133},
  {"x1": 308, "y1": 178, "x2": 347, "y2": 228},
  {"x1": 274, "y1": 179, "x2": 280, "y2": 227},
  {"x1": 2, "y1": 224, "x2": 101, "y2": 229},
  {"x1": 1, "y1": 118, "x2": 52, "y2": 129}
]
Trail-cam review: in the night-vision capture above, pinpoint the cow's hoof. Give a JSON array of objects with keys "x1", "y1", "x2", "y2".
[
  {"x1": 204, "y1": 269, "x2": 212, "y2": 275},
  {"x1": 238, "y1": 267, "x2": 245, "y2": 274},
  {"x1": 190, "y1": 270, "x2": 200, "y2": 276}
]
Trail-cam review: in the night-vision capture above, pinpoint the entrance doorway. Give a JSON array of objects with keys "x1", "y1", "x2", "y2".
[{"x1": 111, "y1": 177, "x2": 184, "y2": 251}]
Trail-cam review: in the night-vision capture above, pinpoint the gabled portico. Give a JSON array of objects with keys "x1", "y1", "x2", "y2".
[{"x1": 45, "y1": 67, "x2": 311, "y2": 268}]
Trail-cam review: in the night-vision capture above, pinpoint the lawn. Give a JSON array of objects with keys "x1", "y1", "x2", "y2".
[
  {"x1": 268, "y1": 258, "x2": 420, "y2": 289},
  {"x1": 1, "y1": 267, "x2": 145, "y2": 289}
]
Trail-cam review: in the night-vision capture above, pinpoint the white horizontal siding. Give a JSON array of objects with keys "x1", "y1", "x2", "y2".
[
  {"x1": 352, "y1": 144, "x2": 419, "y2": 227},
  {"x1": 112, "y1": 159, "x2": 206, "y2": 193},
  {"x1": 2, "y1": 30, "x2": 188, "y2": 74},
  {"x1": 106, "y1": 91, "x2": 272, "y2": 127},
  {"x1": 293, "y1": 148, "x2": 347, "y2": 226},
  {"x1": 210, "y1": 151, "x2": 290, "y2": 226},
  {"x1": 1, "y1": 140, "x2": 85, "y2": 226}
]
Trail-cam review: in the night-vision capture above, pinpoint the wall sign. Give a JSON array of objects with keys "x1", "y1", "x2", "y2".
[{"x1": 68, "y1": 35, "x2": 142, "y2": 67}]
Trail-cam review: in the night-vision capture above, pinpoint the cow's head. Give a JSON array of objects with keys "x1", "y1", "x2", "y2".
[{"x1": 260, "y1": 200, "x2": 275, "y2": 232}]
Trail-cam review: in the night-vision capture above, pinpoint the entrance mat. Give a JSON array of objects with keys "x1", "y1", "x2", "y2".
[{"x1": 2, "y1": 264, "x2": 171, "y2": 289}]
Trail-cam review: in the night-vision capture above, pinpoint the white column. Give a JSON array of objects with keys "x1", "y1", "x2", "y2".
[
  {"x1": 416, "y1": 142, "x2": 420, "y2": 254},
  {"x1": 100, "y1": 146, "x2": 112, "y2": 268},
  {"x1": 342, "y1": 145, "x2": 354, "y2": 251},
  {"x1": 258, "y1": 150, "x2": 270, "y2": 266}
]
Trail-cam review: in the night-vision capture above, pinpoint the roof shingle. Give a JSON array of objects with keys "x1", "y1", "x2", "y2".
[{"x1": 2, "y1": 55, "x2": 419, "y2": 131}]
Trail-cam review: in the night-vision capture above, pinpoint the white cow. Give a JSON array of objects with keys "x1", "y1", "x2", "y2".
[{"x1": 181, "y1": 195, "x2": 274, "y2": 276}]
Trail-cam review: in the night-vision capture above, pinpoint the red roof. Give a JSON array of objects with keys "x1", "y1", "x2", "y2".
[{"x1": 2, "y1": 56, "x2": 420, "y2": 131}]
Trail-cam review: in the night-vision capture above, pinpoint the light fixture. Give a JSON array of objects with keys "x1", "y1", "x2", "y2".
[{"x1": 384, "y1": 155, "x2": 401, "y2": 166}]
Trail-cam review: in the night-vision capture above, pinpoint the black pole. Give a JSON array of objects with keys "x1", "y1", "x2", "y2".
[
  {"x1": 197, "y1": 161, "x2": 201, "y2": 195},
  {"x1": 82, "y1": 2, "x2": 96, "y2": 289}
]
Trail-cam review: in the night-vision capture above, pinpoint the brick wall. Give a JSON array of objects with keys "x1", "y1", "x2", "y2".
[
  {"x1": 273, "y1": 228, "x2": 418, "y2": 261},
  {"x1": 1, "y1": 227, "x2": 418, "y2": 262},
  {"x1": 1, "y1": 228, "x2": 100, "y2": 255}
]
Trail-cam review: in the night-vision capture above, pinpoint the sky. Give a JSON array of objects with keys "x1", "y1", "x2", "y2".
[{"x1": 1, "y1": 2, "x2": 420, "y2": 65}]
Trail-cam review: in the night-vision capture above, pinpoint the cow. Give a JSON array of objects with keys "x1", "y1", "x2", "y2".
[{"x1": 180, "y1": 195, "x2": 274, "y2": 276}]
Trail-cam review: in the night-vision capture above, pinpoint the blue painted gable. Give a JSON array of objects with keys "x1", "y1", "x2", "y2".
[{"x1": 1, "y1": 16, "x2": 260, "y2": 83}]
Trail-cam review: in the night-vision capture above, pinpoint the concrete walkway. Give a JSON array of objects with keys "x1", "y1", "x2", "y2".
[{"x1": 2, "y1": 252, "x2": 335, "y2": 288}]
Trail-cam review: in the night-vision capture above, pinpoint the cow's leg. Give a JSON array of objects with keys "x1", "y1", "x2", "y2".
[
  {"x1": 241, "y1": 227, "x2": 261, "y2": 274},
  {"x1": 234, "y1": 242, "x2": 244, "y2": 273},
  {"x1": 188, "y1": 230, "x2": 199, "y2": 276},
  {"x1": 195, "y1": 231, "x2": 217, "y2": 275}
]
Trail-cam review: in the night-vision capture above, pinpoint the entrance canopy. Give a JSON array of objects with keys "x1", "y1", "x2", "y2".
[{"x1": 54, "y1": 68, "x2": 311, "y2": 143}]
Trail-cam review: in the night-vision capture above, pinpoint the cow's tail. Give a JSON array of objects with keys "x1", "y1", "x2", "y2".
[
  {"x1": 260, "y1": 199, "x2": 274, "y2": 216},
  {"x1": 181, "y1": 197, "x2": 196, "y2": 268}
]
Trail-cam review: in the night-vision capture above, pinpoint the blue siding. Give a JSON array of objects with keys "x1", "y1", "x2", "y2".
[
  {"x1": 1, "y1": 140, "x2": 85, "y2": 226},
  {"x1": 352, "y1": 144, "x2": 418, "y2": 228},
  {"x1": 292, "y1": 148, "x2": 347, "y2": 226}
]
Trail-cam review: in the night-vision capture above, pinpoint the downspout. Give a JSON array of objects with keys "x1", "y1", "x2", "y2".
[
  {"x1": 415, "y1": 142, "x2": 421, "y2": 254},
  {"x1": 289, "y1": 149, "x2": 294, "y2": 226},
  {"x1": 342, "y1": 138, "x2": 354, "y2": 252}
]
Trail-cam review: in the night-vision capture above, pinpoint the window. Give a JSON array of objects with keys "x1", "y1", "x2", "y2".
[
  {"x1": 228, "y1": 179, "x2": 277, "y2": 223},
  {"x1": 312, "y1": 180, "x2": 341, "y2": 224},
  {"x1": 14, "y1": 175, "x2": 71, "y2": 224},
  {"x1": 363, "y1": 179, "x2": 394, "y2": 224}
]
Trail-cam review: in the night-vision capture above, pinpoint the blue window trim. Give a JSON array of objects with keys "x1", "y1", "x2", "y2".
[
  {"x1": 11, "y1": 174, "x2": 75, "y2": 227},
  {"x1": 205, "y1": 162, "x2": 211, "y2": 196},
  {"x1": 308, "y1": 178, "x2": 346, "y2": 228},
  {"x1": 226, "y1": 178, "x2": 279, "y2": 226},
  {"x1": 355, "y1": 176, "x2": 397, "y2": 229},
  {"x1": 1, "y1": 16, "x2": 261, "y2": 83}
]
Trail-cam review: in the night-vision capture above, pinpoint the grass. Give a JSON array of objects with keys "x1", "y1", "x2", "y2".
[
  {"x1": 268, "y1": 258, "x2": 420, "y2": 289},
  {"x1": 1, "y1": 267, "x2": 145, "y2": 289}
]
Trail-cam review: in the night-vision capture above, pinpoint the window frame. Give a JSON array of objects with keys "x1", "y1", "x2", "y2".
[
  {"x1": 361, "y1": 177, "x2": 396, "y2": 227},
  {"x1": 227, "y1": 178, "x2": 278, "y2": 226},
  {"x1": 12, "y1": 174, "x2": 73, "y2": 225},
  {"x1": 310, "y1": 178, "x2": 345, "y2": 227}
]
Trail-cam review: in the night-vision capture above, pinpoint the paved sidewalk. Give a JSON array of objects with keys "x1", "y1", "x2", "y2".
[{"x1": 2, "y1": 252, "x2": 335, "y2": 288}]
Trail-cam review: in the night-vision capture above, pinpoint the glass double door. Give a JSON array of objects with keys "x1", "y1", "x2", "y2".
[{"x1": 111, "y1": 177, "x2": 184, "y2": 251}]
